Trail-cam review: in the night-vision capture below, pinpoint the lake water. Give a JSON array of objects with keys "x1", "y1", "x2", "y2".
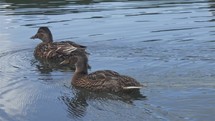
[{"x1": 1, "y1": 0, "x2": 215, "y2": 121}]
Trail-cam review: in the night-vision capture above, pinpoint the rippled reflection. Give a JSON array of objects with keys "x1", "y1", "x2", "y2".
[
  {"x1": 1, "y1": 0, "x2": 215, "y2": 121},
  {"x1": 1, "y1": 0, "x2": 92, "y2": 15},
  {"x1": 1, "y1": 0, "x2": 133, "y2": 15},
  {"x1": 2, "y1": 0, "x2": 210, "y2": 16},
  {"x1": 34, "y1": 59, "x2": 76, "y2": 74},
  {"x1": 59, "y1": 88, "x2": 146, "y2": 119}
]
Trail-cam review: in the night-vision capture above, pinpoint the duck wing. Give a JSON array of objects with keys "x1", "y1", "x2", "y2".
[
  {"x1": 81, "y1": 70, "x2": 142, "y2": 92},
  {"x1": 78, "y1": 70, "x2": 131, "y2": 92},
  {"x1": 34, "y1": 41, "x2": 88, "y2": 67},
  {"x1": 59, "y1": 41, "x2": 87, "y2": 49},
  {"x1": 89, "y1": 70, "x2": 120, "y2": 77},
  {"x1": 118, "y1": 75, "x2": 143, "y2": 90},
  {"x1": 54, "y1": 43, "x2": 78, "y2": 55}
]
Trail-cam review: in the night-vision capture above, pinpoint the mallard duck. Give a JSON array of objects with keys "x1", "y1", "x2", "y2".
[
  {"x1": 71, "y1": 49, "x2": 143, "y2": 93},
  {"x1": 30, "y1": 27, "x2": 89, "y2": 69}
]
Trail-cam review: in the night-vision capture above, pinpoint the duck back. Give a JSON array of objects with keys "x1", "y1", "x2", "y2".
[
  {"x1": 72, "y1": 70, "x2": 143, "y2": 93},
  {"x1": 34, "y1": 41, "x2": 87, "y2": 69}
]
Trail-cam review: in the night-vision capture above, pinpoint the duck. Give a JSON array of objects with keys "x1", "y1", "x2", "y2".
[
  {"x1": 30, "y1": 27, "x2": 89, "y2": 69},
  {"x1": 71, "y1": 49, "x2": 143, "y2": 93}
]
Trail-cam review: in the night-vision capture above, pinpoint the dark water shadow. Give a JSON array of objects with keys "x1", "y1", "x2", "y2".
[
  {"x1": 0, "y1": 0, "x2": 164, "y2": 16},
  {"x1": 33, "y1": 59, "x2": 76, "y2": 74},
  {"x1": 59, "y1": 87, "x2": 146, "y2": 119},
  {"x1": 3, "y1": 0, "x2": 94, "y2": 8},
  {"x1": 32, "y1": 57, "x2": 91, "y2": 74},
  {"x1": 1, "y1": 0, "x2": 95, "y2": 15},
  {"x1": 208, "y1": 0, "x2": 215, "y2": 18},
  {"x1": 2, "y1": 0, "x2": 143, "y2": 7}
]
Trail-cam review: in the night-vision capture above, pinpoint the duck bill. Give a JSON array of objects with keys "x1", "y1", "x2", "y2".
[{"x1": 30, "y1": 34, "x2": 38, "y2": 39}]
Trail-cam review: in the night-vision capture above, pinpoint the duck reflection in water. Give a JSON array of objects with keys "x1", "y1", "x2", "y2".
[{"x1": 59, "y1": 88, "x2": 146, "y2": 119}]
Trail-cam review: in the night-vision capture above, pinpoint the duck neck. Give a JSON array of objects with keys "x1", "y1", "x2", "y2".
[
  {"x1": 42, "y1": 34, "x2": 53, "y2": 43},
  {"x1": 72, "y1": 55, "x2": 88, "y2": 84}
]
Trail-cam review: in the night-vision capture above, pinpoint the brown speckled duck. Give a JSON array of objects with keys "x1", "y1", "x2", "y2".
[
  {"x1": 31, "y1": 27, "x2": 89, "y2": 69},
  {"x1": 71, "y1": 49, "x2": 143, "y2": 93}
]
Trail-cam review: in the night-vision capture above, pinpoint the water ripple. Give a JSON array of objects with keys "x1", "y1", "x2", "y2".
[
  {"x1": 1, "y1": 0, "x2": 215, "y2": 121},
  {"x1": 0, "y1": 48, "x2": 34, "y2": 74}
]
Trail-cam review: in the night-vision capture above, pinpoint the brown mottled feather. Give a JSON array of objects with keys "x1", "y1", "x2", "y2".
[
  {"x1": 31, "y1": 27, "x2": 88, "y2": 69},
  {"x1": 72, "y1": 52, "x2": 143, "y2": 93}
]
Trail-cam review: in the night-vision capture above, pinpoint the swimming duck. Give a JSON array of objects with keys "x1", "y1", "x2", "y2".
[
  {"x1": 30, "y1": 27, "x2": 89, "y2": 69},
  {"x1": 71, "y1": 49, "x2": 143, "y2": 93}
]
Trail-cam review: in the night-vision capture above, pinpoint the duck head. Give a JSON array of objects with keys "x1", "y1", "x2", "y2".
[{"x1": 31, "y1": 27, "x2": 53, "y2": 43}]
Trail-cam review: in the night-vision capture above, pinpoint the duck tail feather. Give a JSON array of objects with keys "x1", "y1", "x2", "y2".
[{"x1": 122, "y1": 86, "x2": 143, "y2": 90}]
